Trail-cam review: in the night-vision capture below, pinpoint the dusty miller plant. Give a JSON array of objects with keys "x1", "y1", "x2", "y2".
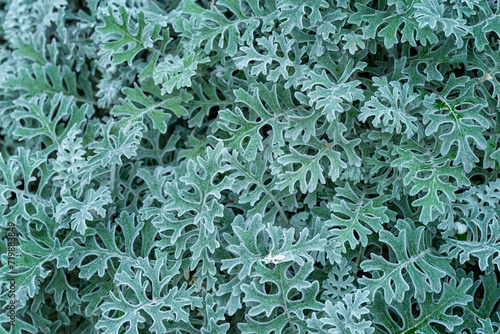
[{"x1": 0, "y1": 0, "x2": 499, "y2": 333}]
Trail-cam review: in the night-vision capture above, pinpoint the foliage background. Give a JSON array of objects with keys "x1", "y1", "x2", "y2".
[{"x1": 0, "y1": 0, "x2": 499, "y2": 333}]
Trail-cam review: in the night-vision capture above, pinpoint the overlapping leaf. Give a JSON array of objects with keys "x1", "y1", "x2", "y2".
[{"x1": 360, "y1": 219, "x2": 455, "y2": 303}]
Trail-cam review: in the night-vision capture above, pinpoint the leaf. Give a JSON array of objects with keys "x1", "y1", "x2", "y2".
[
  {"x1": 391, "y1": 140, "x2": 470, "y2": 223},
  {"x1": 0, "y1": 205, "x2": 73, "y2": 310},
  {"x1": 200, "y1": 292, "x2": 230, "y2": 334},
  {"x1": 422, "y1": 75, "x2": 491, "y2": 172},
  {"x1": 348, "y1": 4, "x2": 438, "y2": 48},
  {"x1": 214, "y1": 84, "x2": 288, "y2": 162},
  {"x1": 11, "y1": 93, "x2": 86, "y2": 151},
  {"x1": 263, "y1": 222, "x2": 326, "y2": 265},
  {"x1": 413, "y1": 0, "x2": 471, "y2": 48},
  {"x1": 190, "y1": 5, "x2": 259, "y2": 56},
  {"x1": 478, "y1": 319, "x2": 500, "y2": 334},
  {"x1": 18, "y1": 207, "x2": 74, "y2": 269},
  {"x1": 327, "y1": 182, "x2": 393, "y2": 253},
  {"x1": 225, "y1": 151, "x2": 290, "y2": 223},
  {"x1": 2, "y1": 62, "x2": 95, "y2": 106},
  {"x1": 307, "y1": 290, "x2": 374, "y2": 334},
  {"x1": 55, "y1": 186, "x2": 112, "y2": 235},
  {"x1": 162, "y1": 142, "x2": 233, "y2": 233},
  {"x1": 359, "y1": 77, "x2": 421, "y2": 138},
  {"x1": 321, "y1": 258, "x2": 355, "y2": 300},
  {"x1": 221, "y1": 214, "x2": 267, "y2": 279},
  {"x1": 275, "y1": 135, "x2": 361, "y2": 193},
  {"x1": 467, "y1": 46, "x2": 500, "y2": 107},
  {"x1": 441, "y1": 203, "x2": 500, "y2": 271},
  {"x1": 455, "y1": 272, "x2": 500, "y2": 332},
  {"x1": 90, "y1": 121, "x2": 144, "y2": 168},
  {"x1": 302, "y1": 55, "x2": 366, "y2": 122},
  {"x1": 69, "y1": 212, "x2": 144, "y2": 279},
  {"x1": 97, "y1": 6, "x2": 164, "y2": 66},
  {"x1": 277, "y1": 0, "x2": 329, "y2": 34},
  {"x1": 240, "y1": 261, "x2": 323, "y2": 334},
  {"x1": 45, "y1": 268, "x2": 81, "y2": 315},
  {"x1": 112, "y1": 82, "x2": 191, "y2": 133},
  {"x1": 80, "y1": 278, "x2": 115, "y2": 318},
  {"x1": 371, "y1": 278, "x2": 473, "y2": 334},
  {"x1": 52, "y1": 126, "x2": 89, "y2": 190},
  {"x1": 360, "y1": 219, "x2": 455, "y2": 303},
  {"x1": 222, "y1": 214, "x2": 325, "y2": 277},
  {"x1": 153, "y1": 52, "x2": 209, "y2": 94},
  {"x1": 234, "y1": 32, "x2": 301, "y2": 82},
  {"x1": 96, "y1": 254, "x2": 202, "y2": 334},
  {"x1": 0, "y1": 147, "x2": 50, "y2": 212}
]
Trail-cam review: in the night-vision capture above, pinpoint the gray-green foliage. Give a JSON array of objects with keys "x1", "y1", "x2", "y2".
[{"x1": 0, "y1": 0, "x2": 499, "y2": 333}]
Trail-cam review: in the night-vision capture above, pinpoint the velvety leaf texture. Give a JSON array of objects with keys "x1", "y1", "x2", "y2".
[{"x1": 0, "y1": 0, "x2": 498, "y2": 333}]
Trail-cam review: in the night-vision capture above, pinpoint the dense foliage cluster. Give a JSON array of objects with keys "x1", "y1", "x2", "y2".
[{"x1": 1, "y1": 0, "x2": 499, "y2": 333}]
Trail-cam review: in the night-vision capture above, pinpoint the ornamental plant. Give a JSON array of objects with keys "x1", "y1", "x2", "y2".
[{"x1": 0, "y1": 0, "x2": 499, "y2": 333}]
